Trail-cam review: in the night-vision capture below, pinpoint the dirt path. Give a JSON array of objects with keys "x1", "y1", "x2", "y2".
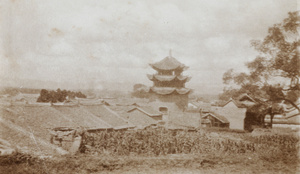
[
  {"x1": 86, "y1": 154, "x2": 299, "y2": 174},
  {"x1": 103, "y1": 165, "x2": 300, "y2": 174}
]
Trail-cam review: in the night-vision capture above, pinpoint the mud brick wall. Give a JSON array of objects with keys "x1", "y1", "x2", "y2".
[{"x1": 50, "y1": 129, "x2": 78, "y2": 151}]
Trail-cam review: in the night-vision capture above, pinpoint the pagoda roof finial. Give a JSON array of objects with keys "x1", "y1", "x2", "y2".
[{"x1": 169, "y1": 49, "x2": 172, "y2": 57}]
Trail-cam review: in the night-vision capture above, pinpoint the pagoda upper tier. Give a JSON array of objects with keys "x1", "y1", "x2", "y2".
[
  {"x1": 148, "y1": 52, "x2": 191, "y2": 95},
  {"x1": 149, "y1": 56, "x2": 189, "y2": 74}
]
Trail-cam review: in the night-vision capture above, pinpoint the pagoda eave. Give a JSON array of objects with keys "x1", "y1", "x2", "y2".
[
  {"x1": 147, "y1": 74, "x2": 191, "y2": 82},
  {"x1": 149, "y1": 87, "x2": 191, "y2": 95},
  {"x1": 149, "y1": 64, "x2": 187, "y2": 72}
]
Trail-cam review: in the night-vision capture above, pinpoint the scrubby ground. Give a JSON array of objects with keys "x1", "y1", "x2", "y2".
[{"x1": 1, "y1": 128, "x2": 299, "y2": 174}]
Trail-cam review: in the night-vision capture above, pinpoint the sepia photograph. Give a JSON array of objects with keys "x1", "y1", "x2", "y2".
[{"x1": 0, "y1": 0, "x2": 299, "y2": 173}]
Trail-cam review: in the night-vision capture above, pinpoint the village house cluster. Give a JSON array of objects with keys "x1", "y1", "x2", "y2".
[{"x1": 0, "y1": 52, "x2": 299, "y2": 154}]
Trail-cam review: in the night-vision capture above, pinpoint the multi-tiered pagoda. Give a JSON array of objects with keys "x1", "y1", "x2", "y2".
[{"x1": 147, "y1": 51, "x2": 191, "y2": 109}]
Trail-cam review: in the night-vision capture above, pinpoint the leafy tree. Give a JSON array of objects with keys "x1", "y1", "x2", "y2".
[
  {"x1": 37, "y1": 89, "x2": 50, "y2": 102},
  {"x1": 49, "y1": 90, "x2": 58, "y2": 103},
  {"x1": 221, "y1": 11, "x2": 300, "y2": 128},
  {"x1": 67, "y1": 90, "x2": 75, "y2": 99},
  {"x1": 37, "y1": 88, "x2": 86, "y2": 103},
  {"x1": 75, "y1": 91, "x2": 87, "y2": 98},
  {"x1": 62, "y1": 89, "x2": 68, "y2": 98}
]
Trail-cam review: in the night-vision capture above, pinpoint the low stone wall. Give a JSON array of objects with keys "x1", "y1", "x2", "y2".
[
  {"x1": 50, "y1": 127, "x2": 85, "y2": 154},
  {"x1": 0, "y1": 138, "x2": 16, "y2": 156},
  {"x1": 49, "y1": 127, "x2": 113, "y2": 154}
]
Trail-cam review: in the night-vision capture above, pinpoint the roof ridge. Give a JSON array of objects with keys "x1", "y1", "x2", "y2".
[
  {"x1": 80, "y1": 106, "x2": 113, "y2": 128},
  {"x1": 204, "y1": 112, "x2": 229, "y2": 123},
  {"x1": 102, "y1": 105, "x2": 135, "y2": 127},
  {"x1": 150, "y1": 56, "x2": 186, "y2": 71},
  {"x1": 136, "y1": 106, "x2": 162, "y2": 116}
]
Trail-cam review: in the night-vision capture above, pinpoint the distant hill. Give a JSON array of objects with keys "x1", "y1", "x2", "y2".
[
  {"x1": 0, "y1": 77, "x2": 221, "y2": 101},
  {"x1": 0, "y1": 87, "x2": 41, "y2": 96}
]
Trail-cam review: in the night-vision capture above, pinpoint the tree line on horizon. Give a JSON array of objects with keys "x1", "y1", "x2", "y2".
[{"x1": 37, "y1": 88, "x2": 87, "y2": 103}]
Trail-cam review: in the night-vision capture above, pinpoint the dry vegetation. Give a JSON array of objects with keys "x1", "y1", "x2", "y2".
[
  {"x1": 1, "y1": 128, "x2": 299, "y2": 174},
  {"x1": 82, "y1": 128, "x2": 256, "y2": 155}
]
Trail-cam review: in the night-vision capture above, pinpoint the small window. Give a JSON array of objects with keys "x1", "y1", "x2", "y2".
[{"x1": 159, "y1": 107, "x2": 168, "y2": 114}]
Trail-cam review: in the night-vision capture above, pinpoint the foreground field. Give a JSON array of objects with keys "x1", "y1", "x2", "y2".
[{"x1": 1, "y1": 128, "x2": 299, "y2": 174}]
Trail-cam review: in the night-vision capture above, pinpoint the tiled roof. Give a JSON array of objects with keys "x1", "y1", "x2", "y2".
[
  {"x1": 265, "y1": 112, "x2": 300, "y2": 125},
  {"x1": 82, "y1": 105, "x2": 134, "y2": 128},
  {"x1": 287, "y1": 102, "x2": 300, "y2": 108},
  {"x1": 149, "y1": 57, "x2": 187, "y2": 71},
  {"x1": 188, "y1": 101, "x2": 211, "y2": 112},
  {"x1": 209, "y1": 105, "x2": 247, "y2": 130},
  {"x1": 222, "y1": 98, "x2": 247, "y2": 108},
  {"x1": 147, "y1": 74, "x2": 191, "y2": 82},
  {"x1": 103, "y1": 98, "x2": 149, "y2": 106},
  {"x1": 122, "y1": 110, "x2": 157, "y2": 129},
  {"x1": 236, "y1": 93, "x2": 256, "y2": 103},
  {"x1": 0, "y1": 106, "x2": 81, "y2": 154},
  {"x1": 129, "y1": 106, "x2": 163, "y2": 117},
  {"x1": 203, "y1": 112, "x2": 230, "y2": 124},
  {"x1": 11, "y1": 106, "x2": 77, "y2": 129},
  {"x1": 0, "y1": 116, "x2": 66, "y2": 155},
  {"x1": 168, "y1": 111, "x2": 200, "y2": 129},
  {"x1": 52, "y1": 105, "x2": 112, "y2": 129},
  {"x1": 285, "y1": 103, "x2": 300, "y2": 113},
  {"x1": 108, "y1": 105, "x2": 156, "y2": 129},
  {"x1": 108, "y1": 105, "x2": 136, "y2": 114},
  {"x1": 220, "y1": 94, "x2": 258, "y2": 109},
  {"x1": 285, "y1": 108, "x2": 300, "y2": 118}
]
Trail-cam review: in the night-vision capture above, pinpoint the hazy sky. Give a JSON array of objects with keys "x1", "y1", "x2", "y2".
[{"x1": 0, "y1": 0, "x2": 298, "y2": 94}]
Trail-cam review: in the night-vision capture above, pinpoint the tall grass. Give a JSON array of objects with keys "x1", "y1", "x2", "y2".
[
  {"x1": 82, "y1": 128, "x2": 256, "y2": 155},
  {"x1": 81, "y1": 128, "x2": 299, "y2": 157},
  {"x1": 2, "y1": 128, "x2": 299, "y2": 174}
]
